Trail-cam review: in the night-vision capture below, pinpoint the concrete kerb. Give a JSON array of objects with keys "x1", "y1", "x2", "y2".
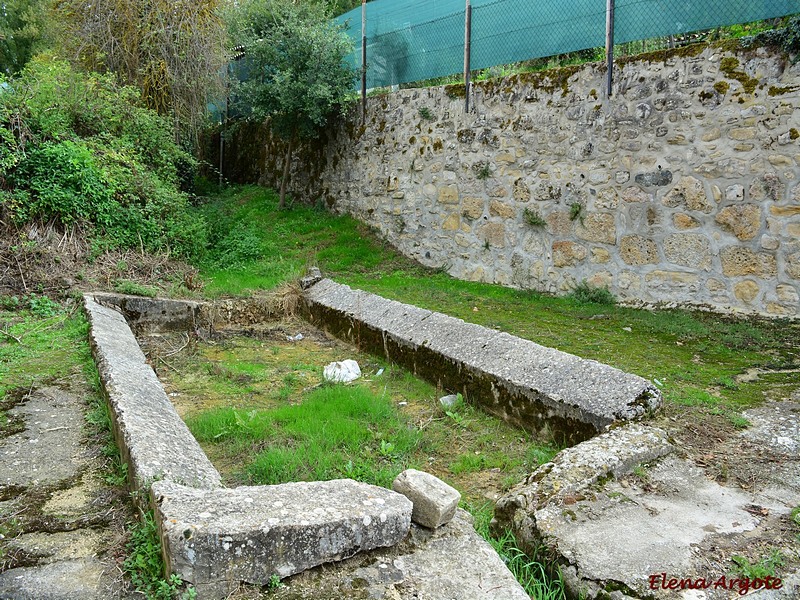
[
  {"x1": 302, "y1": 278, "x2": 663, "y2": 444},
  {"x1": 83, "y1": 294, "x2": 415, "y2": 598}
]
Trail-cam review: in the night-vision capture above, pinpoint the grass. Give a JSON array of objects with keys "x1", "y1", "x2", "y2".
[
  {"x1": 155, "y1": 329, "x2": 556, "y2": 503},
  {"x1": 731, "y1": 549, "x2": 785, "y2": 579},
  {"x1": 469, "y1": 502, "x2": 567, "y2": 599},
  {"x1": 189, "y1": 184, "x2": 799, "y2": 437}
]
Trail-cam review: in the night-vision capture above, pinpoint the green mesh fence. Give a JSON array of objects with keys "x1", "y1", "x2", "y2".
[{"x1": 335, "y1": 0, "x2": 800, "y2": 88}]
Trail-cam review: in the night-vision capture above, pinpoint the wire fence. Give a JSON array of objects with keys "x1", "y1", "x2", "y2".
[{"x1": 336, "y1": 0, "x2": 800, "y2": 91}]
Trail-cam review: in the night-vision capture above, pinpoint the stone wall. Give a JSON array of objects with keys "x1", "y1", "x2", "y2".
[{"x1": 228, "y1": 42, "x2": 800, "y2": 317}]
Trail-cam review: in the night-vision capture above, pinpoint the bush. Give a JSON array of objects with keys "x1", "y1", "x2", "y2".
[
  {"x1": 568, "y1": 281, "x2": 616, "y2": 305},
  {"x1": 0, "y1": 56, "x2": 207, "y2": 258}
]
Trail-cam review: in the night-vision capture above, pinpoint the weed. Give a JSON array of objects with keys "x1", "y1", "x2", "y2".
[
  {"x1": 25, "y1": 294, "x2": 61, "y2": 318},
  {"x1": 114, "y1": 280, "x2": 159, "y2": 297},
  {"x1": 568, "y1": 201, "x2": 583, "y2": 222},
  {"x1": 468, "y1": 502, "x2": 566, "y2": 599},
  {"x1": 567, "y1": 281, "x2": 615, "y2": 305},
  {"x1": 523, "y1": 207, "x2": 546, "y2": 228},
  {"x1": 418, "y1": 107, "x2": 434, "y2": 121},
  {"x1": 124, "y1": 511, "x2": 196, "y2": 600},
  {"x1": 731, "y1": 549, "x2": 784, "y2": 579},
  {"x1": 266, "y1": 574, "x2": 282, "y2": 591},
  {"x1": 475, "y1": 163, "x2": 492, "y2": 180}
]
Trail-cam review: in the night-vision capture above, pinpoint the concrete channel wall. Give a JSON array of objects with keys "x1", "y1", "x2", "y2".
[
  {"x1": 82, "y1": 292, "x2": 530, "y2": 599},
  {"x1": 302, "y1": 278, "x2": 662, "y2": 444}
]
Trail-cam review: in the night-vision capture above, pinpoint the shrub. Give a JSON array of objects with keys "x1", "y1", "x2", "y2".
[
  {"x1": 0, "y1": 57, "x2": 207, "y2": 258},
  {"x1": 568, "y1": 281, "x2": 616, "y2": 305}
]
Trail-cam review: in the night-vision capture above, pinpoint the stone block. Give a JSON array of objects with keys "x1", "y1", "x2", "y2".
[
  {"x1": 153, "y1": 479, "x2": 413, "y2": 598},
  {"x1": 489, "y1": 200, "x2": 515, "y2": 219},
  {"x1": 392, "y1": 469, "x2": 461, "y2": 529},
  {"x1": 84, "y1": 297, "x2": 222, "y2": 494},
  {"x1": 461, "y1": 197, "x2": 484, "y2": 220},
  {"x1": 770, "y1": 205, "x2": 800, "y2": 217},
  {"x1": 662, "y1": 176, "x2": 714, "y2": 213},
  {"x1": 479, "y1": 222, "x2": 506, "y2": 248},
  {"x1": 720, "y1": 247, "x2": 778, "y2": 277},
  {"x1": 664, "y1": 233, "x2": 712, "y2": 270},
  {"x1": 750, "y1": 173, "x2": 785, "y2": 201},
  {"x1": 673, "y1": 213, "x2": 700, "y2": 229},
  {"x1": 715, "y1": 204, "x2": 762, "y2": 240},
  {"x1": 620, "y1": 187, "x2": 652, "y2": 203},
  {"x1": 546, "y1": 210, "x2": 573, "y2": 235},
  {"x1": 734, "y1": 280, "x2": 760, "y2": 304},
  {"x1": 552, "y1": 241, "x2": 588, "y2": 267},
  {"x1": 788, "y1": 252, "x2": 800, "y2": 280},
  {"x1": 620, "y1": 235, "x2": 659, "y2": 265},
  {"x1": 438, "y1": 186, "x2": 459, "y2": 204},
  {"x1": 513, "y1": 178, "x2": 531, "y2": 202},
  {"x1": 575, "y1": 213, "x2": 616, "y2": 244}
]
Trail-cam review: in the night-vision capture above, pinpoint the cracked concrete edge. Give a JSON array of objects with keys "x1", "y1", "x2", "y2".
[
  {"x1": 492, "y1": 424, "x2": 674, "y2": 541},
  {"x1": 152, "y1": 479, "x2": 414, "y2": 598},
  {"x1": 303, "y1": 278, "x2": 662, "y2": 442},
  {"x1": 83, "y1": 294, "x2": 223, "y2": 497}
]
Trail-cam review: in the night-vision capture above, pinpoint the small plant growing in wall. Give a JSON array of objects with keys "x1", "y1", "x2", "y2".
[
  {"x1": 568, "y1": 201, "x2": 583, "y2": 222},
  {"x1": 418, "y1": 107, "x2": 435, "y2": 121},
  {"x1": 473, "y1": 162, "x2": 492, "y2": 180},
  {"x1": 523, "y1": 207, "x2": 546, "y2": 228}
]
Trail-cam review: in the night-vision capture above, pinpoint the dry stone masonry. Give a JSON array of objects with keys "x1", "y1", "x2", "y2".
[{"x1": 236, "y1": 43, "x2": 800, "y2": 317}]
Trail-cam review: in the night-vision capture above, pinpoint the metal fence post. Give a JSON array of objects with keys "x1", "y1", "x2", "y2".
[
  {"x1": 464, "y1": 0, "x2": 472, "y2": 113},
  {"x1": 605, "y1": 0, "x2": 615, "y2": 98},
  {"x1": 361, "y1": 0, "x2": 367, "y2": 123}
]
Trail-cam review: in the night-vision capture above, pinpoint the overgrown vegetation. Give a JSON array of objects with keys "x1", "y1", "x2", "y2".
[
  {"x1": 124, "y1": 511, "x2": 197, "y2": 600},
  {"x1": 0, "y1": 58, "x2": 207, "y2": 257}
]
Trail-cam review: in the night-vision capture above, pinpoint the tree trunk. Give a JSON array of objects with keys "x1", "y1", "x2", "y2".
[{"x1": 279, "y1": 135, "x2": 294, "y2": 209}]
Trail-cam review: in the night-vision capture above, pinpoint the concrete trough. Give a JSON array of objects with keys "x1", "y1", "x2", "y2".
[
  {"x1": 83, "y1": 292, "x2": 529, "y2": 599},
  {"x1": 302, "y1": 278, "x2": 662, "y2": 443}
]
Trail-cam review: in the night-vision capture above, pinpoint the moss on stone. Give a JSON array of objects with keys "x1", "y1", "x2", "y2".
[
  {"x1": 616, "y1": 42, "x2": 705, "y2": 68},
  {"x1": 790, "y1": 128, "x2": 799, "y2": 140},
  {"x1": 444, "y1": 84, "x2": 466, "y2": 99},
  {"x1": 719, "y1": 56, "x2": 758, "y2": 94},
  {"x1": 768, "y1": 85, "x2": 798, "y2": 96},
  {"x1": 713, "y1": 81, "x2": 730, "y2": 95}
]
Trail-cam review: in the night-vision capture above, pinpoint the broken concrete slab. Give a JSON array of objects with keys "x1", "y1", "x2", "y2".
[
  {"x1": 268, "y1": 509, "x2": 530, "y2": 600},
  {"x1": 495, "y1": 424, "x2": 673, "y2": 527},
  {"x1": 0, "y1": 558, "x2": 117, "y2": 600},
  {"x1": 392, "y1": 469, "x2": 461, "y2": 529},
  {"x1": 84, "y1": 295, "x2": 221, "y2": 494},
  {"x1": 303, "y1": 278, "x2": 661, "y2": 442},
  {"x1": 152, "y1": 479, "x2": 413, "y2": 598},
  {"x1": 0, "y1": 388, "x2": 86, "y2": 489},
  {"x1": 742, "y1": 401, "x2": 800, "y2": 456},
  {"x1": 534, "y1": 456, "x2": 774, "y2": 598},
  {"x1": 492, "y1": 421, "x2": 799, "y2": 600}
]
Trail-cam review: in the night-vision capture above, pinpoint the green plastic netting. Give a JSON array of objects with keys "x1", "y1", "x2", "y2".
[{"x1": 335, "y1": 0, "x2": 800, "y2": 88}]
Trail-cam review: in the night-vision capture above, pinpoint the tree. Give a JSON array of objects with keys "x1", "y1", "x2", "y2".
[
  {"x1": 0, "y1": 0, "x2": 53, "y2": 75},
  {"x1": 232, "y1": 0, "x2": 356, "y2": 208},
  {"x1": 54, "y1": 0, "x2": 227, "y2": 146}
]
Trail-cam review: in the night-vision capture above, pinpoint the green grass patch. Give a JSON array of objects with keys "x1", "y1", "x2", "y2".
[{"x1": 188, "y1": 384, "x2": 421, "y2": 488}]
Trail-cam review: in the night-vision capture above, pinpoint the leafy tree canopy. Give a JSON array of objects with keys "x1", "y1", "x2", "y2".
[{"x1": 231, "y1": 0, "x2": 356, "y2": 206}]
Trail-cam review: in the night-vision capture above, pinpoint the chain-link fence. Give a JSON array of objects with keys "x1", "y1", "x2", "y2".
[{"x1": 336, "y1": 0, "x2": 800, "y2": 90}]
